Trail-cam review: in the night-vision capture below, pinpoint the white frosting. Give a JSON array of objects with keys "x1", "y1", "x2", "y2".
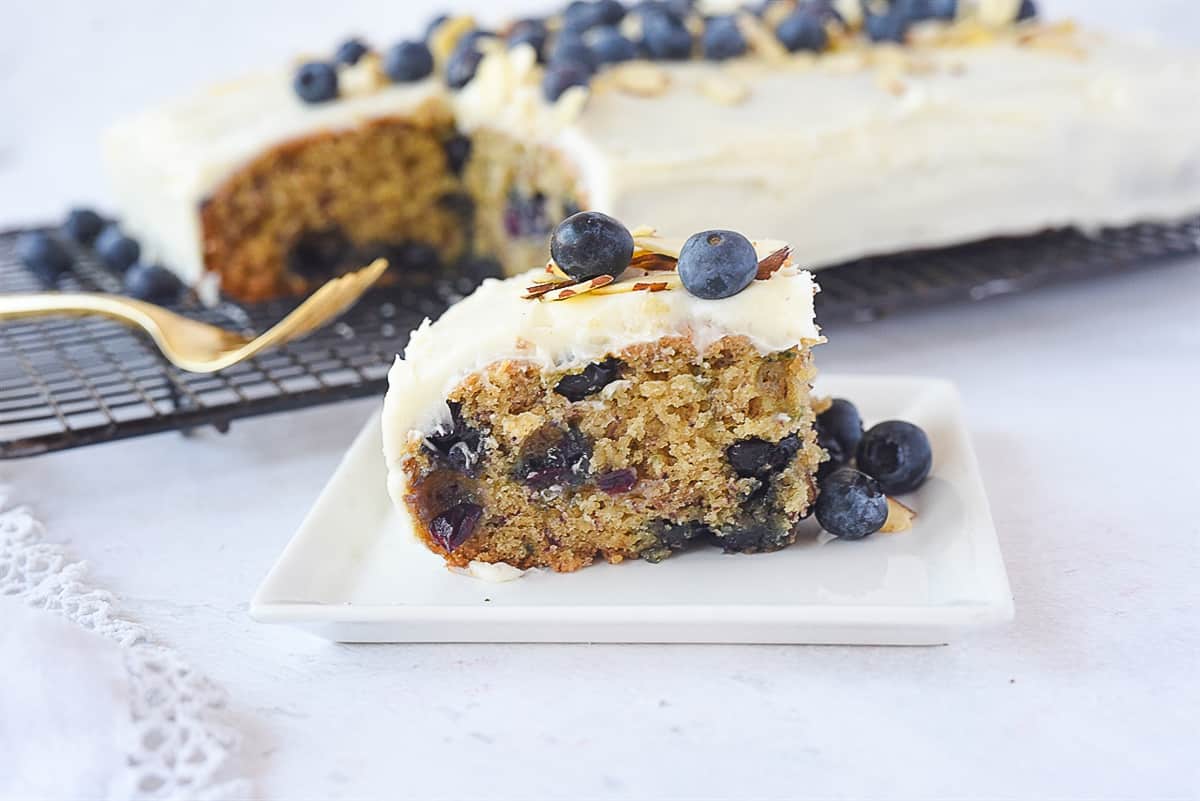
[
  {"x1": 103, "y1": 26, "x2": 1200, "y2": 286},
  {"x1": 381, "y1": 246, "x2": 819, "y2": 505}
]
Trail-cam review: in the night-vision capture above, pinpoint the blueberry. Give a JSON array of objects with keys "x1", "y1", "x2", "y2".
[
  {"x1": 817, "y1": 398, "x2": 863, "y2": 463},
  {"x1": 555, "y1": 357, "x2": 623, "y2": 401},
  {"x1": 776, "y1": 10, "x2": 829, "y2": 52},
  {"x1": 550, "y1": 211, "x2": 634, "y2": 281},
  {"x1": 95, "y1": 225, "x2": 140, "y2": 272},
  {"x1": 815, "y1": 468, "x2": 888, "y2": 540},
  {"x1": 596, "y1": 468, "x2": 639, "y2": 495},
  {"x1": 714, "y1": 519, "x2": 794, "y2": 553},
  {"x1": 293, "y1": 61, "x2": 338, "y2": 103},
  {"x1": 643, "y1": 520, "x2": 709, "y2": 560},
  {"x1": 429, "y1": 502, "x2": 484, "y2": 552},
  {"x1": 1016, "y1": 0, "x2": 1037, "y2": 20},
  {"x1": 542, "y1": 60, "x2": 593, "y2": 101},
  {"x1": 864, "y1": 11, "x2": 910, "y2": 43},
  {"x1": 287, "y1": 228, "x2": 350, "y2": 280},
  {"x1": 632, "y1": 0, "x2": 691, "y2": 24},
  {"x1": 892, "y1": 0, "x2": 958, "y2": 20},
  {"x1": 589, "y1": 26, "x2": 637, "y2": 64},
  {"x1": 396, "y1": 241, "x2": 441, "y2": 271},
  {"x1": 515, "y1": 426, "x2": 592, "y2": 489},
  {"x1": 550, "y1": 31, "x2": 599, "y2": 71},
  {"x1": 443, "y1": 133, "x2": 471, "y2": 174},
  {"x1": 641, "y1": 11, "x2": 693, "y2": 59},
  {"x1": 424, "y1": 400, "x2": 486, "y2": 477},
  {"x1": 334, "y1": 37, "x2": 369, "y2": 65},
  {"x1": 383, "y1": 41, "x2": 434, "y2": 82},
  {"x1": 677, "y1": 229, "x2": 758, "y2": 300},
  {"x1": 564, "y1": 0, "x2": 626, "y2": 33},
  {"x1": 63, "y1": 208, "x2": 104, "y2": 244},
  {"x1": 856, "y1": 420, "x2": 932, "y2": 495},
  {"x1": 507, "y1": 18, "x2": 548, "y2": 59},
  {"x1": 123, "y1": 264, "x2": 183, "y2": 303},
  {"x1": 17, "y1": 232, "x2": 72, "y2": 285},
  {"x1": 701, "y1": 16, "x2": 746, "y2": 60},
  {"x1": 726, "y1": 433, "x2": 800, "y2": 479},
  {"x1": 445, "y1": 45, "x2": 483, "y2": 89}
]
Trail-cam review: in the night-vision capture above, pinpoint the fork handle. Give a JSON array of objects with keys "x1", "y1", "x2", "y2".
[{"x1": 0, "y1": 292, "x2": 158, "y2": 326}]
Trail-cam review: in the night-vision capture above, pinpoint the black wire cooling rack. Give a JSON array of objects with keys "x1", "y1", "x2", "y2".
[{"x1": 3, "y1": 217, "x2": 1198, "y2": 458}]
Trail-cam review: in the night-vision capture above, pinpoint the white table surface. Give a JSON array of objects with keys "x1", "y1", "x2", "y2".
[{"x1": 4, "y1": 2, "x2": 1200, "y2": 799}]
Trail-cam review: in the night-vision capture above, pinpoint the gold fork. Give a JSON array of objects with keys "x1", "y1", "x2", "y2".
[{"x1": 0, "y1": 259, "x2": 389, "y2": 373}]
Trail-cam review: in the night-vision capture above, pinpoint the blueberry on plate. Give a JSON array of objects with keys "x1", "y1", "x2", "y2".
[
  {"x1": 856, "y1": 420, "x2": 932, "y2": 495},
  {"x1": 95, "y1": 225, "x2": 141, "y2": 272},
  {"x1": 17, "y1": 231, "x2": 72, "y2": 285},
  {"x1": 63, "y1": 208, "x2": 105, "y2": 244},
  {"x1": 815, "y1": 468, "x2": 889, "y2": 540},
  {"x1": 677, "y1": 229, "x2": 758, "y2": 299},
  {"x1": 542, "y1": 60, "x2": 593, "y2": 101},
  {"x1": 445, "y1": 45, "x2": 484, "y2": 89},
  {"x1": 641, "y1": 10, "x2": 693, "y2": 60},
  {"x1": 589, "y1": 26, "x2": 637, "y2": 64},
  {"x1": 550, "y1": 211, "x2": 634, "y2": 280},
  {"x1": 293, "y1": 61, "x2": 339, "y2": 103},
  {"x1": 701, "y1": 16, "x2": 746, "y2": 61},
  {"x1": 334, "y1": 37, "x2": 369, "y2": 66},
  {"x1": 1017, "y1": 0, "x2": 1037, "y2": 20},
  {"x1": 817, "y1": 398, "x2": 863, "y2": 462},
  {"x1": 549, "y1": 34, "x2": 599, "y2": 73},
  {"x1": 123, "y1": 264, "x2": 184, "y2": 303},
  {"x1": 776, "y1": 10, "x2": 829, "y2": 52},
  {"x1": 383, "y1": 41, "x2": 434, "y2": 82}
]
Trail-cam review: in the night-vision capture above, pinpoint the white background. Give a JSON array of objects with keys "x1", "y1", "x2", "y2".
[{"x1": 3, "y1": 2, "x2": 1200, "y2": 800}]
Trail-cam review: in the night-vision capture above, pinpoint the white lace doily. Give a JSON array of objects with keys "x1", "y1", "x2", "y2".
[{"x1": 0, "y1": 488, "x2": 251, "y2": 801}]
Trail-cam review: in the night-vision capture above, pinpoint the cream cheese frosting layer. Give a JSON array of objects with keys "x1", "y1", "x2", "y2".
[
  {"x1": 381, "y1": 243, "x2": 820, "y2": 481},
  {"x1": 104, "y1": 22, "x2": 1200, "y2": 289}
]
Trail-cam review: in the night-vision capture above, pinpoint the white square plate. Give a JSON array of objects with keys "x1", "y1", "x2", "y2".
[{"x1": 251, "y1": 375, "x2": 1012, "y2": 645}]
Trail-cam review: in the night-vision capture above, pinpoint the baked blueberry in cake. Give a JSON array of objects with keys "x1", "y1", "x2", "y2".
[
  {"x1": 103, "y1": 0, "x2": 1200, "y2": 301},
  {"x1": 382, "y1": 213, "x2": 827, "y2": 571}
]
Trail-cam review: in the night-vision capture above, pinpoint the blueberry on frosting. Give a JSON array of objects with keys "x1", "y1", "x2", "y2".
[
  {"x1": 334, "y1": 37, "x2": 369, "y2": 66},
  {"x1": 293, "y1": 61, "x2": 338, "y2": 103},
  {"x1": 777, "y1": 10, "x2": 829, "y2": 52},
  {"x1": 702, "y1": 16, "x2": 747, "y2": 61},
  {"x1": 63, "y1": 208, "x2": 105, "y2": 244},
  {"x1": 677, "y1": 229, "x2": 758, "y2": 299},
  {"x1": 550, "y1": 211, "x2": 635, "y2": 280},
  {"x1": 383, "y1": 41, "x2": 434, "y2": 82}
]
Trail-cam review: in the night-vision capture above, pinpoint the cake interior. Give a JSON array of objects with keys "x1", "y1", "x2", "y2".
[
  {"x1": 198, "y1": 98, "x2": 584, "y2": 301},
  {"x1": 400, "y1": 334, "x2": 824, "y2": 572}
]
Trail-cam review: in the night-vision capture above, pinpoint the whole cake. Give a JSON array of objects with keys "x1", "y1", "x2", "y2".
[
  {"x1": 103, "y1": 0, "x2": 1200, "y2": 301},
  {"x1": 382, "y1": 214, "x2": 827, "y2": 572}
]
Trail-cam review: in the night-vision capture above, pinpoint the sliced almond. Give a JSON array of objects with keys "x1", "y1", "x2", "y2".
[
  {"x1": 629, "y1": 224, "x2": 657, "y2": 239},
  {"x1": 630, "y1": 252, "x2": 678, "y2": 272},
  {"x1": 610, "y1": 62, "x2": 671, "y2": 97},
  {"x1": 429, "y1": 15, "x2": 477, "y2": 66},
  {"x1": 880, "y1": 497, "x2": 917, "y2": 533},
  {"x1": 592, "y1": 273, "x2": 683, "y2": 295},
  {"x1": 736, "y1": 13, "x2": 790, "y2": 63},
  {"x1": 522, "y1": 279, "x2": 577, "y2": 299},
  {"x1": 756, "y1": 246, "x2": 791, "y2": 279},
  {"x1": 545, "y1": 260, "x2": 572, "y2": 280},
  {"x1": 698, "y1": 74, "x2": 751, "y2": 106},
  {"x1": 544, "y1": 274, "x2": 616, "y2": 301}
]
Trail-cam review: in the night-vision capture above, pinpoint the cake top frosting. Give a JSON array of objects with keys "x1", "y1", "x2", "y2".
[{"x1": 382, "y1": 226, "x2": 821, "y2": 448}]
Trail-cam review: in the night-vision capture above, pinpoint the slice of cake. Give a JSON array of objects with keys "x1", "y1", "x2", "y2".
[
  {"x1": 382, "y1": 213, "x2": 824, "y2": 572},
  {"x1": 102, "y1": 2, "x2": 1200, "y2": 301}
]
